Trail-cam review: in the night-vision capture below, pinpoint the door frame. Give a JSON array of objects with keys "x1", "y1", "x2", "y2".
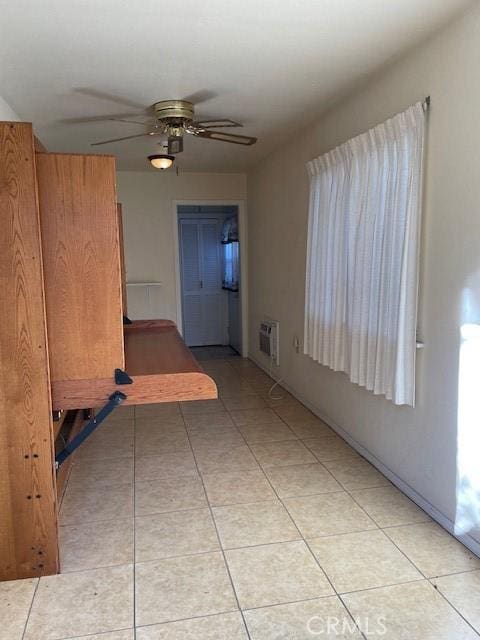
[{"x1": 173, "y1": 199, "x2": 248, "y2": 357}]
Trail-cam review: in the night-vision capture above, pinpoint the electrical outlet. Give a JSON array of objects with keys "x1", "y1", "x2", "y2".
[{"x1": 293, "y1": 335, "x2": 300, "y2": 353}]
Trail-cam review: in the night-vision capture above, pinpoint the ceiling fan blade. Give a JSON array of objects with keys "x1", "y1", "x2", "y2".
[
  {"x1": 192, "y1": 130, "x2": 257, "y2": 146},
  {"x1": 192, "y1": 119, "x2": 243, "y2": 129},
  {"x1": 108, "y1": 118, "x2": 155, "y2": 125},
  {"x1": 91, "y1": 132, "x2": 160, "y2": 146},
  {"x1": 168, "y1": 136, "x2": 183, "y2": 154},
  {"x1": 182, "y1": 90, "x2": 217, "y2": 105},
  {"x1": 74, "y1": 88, "x2": 147, "y2": 110},
  {"x1": 59, "y1": 112, "x2": 146, "y2": 124}
]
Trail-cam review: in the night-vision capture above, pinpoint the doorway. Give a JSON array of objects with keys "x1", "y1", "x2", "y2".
[{"x1": 177, "y1": 205, "x2": 242, "y2": 351}]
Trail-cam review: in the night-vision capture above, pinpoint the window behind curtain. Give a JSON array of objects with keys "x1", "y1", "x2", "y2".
[
  {"x1": 223, "y1": 241, "x2": 239, "y2": 291},
  {"x1": 304, "y1": 102, "x2": 426, "y2": 406},
  {"x1": 222, "y1": 216, "x2": 239, "y2": 291}
]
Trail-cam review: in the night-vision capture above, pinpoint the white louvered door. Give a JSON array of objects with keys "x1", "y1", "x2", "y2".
[
  {"x1": 180, "y1": 220, "x2": 202, "y2": 345},
  {"x1": 180, "y1": 218, "x2": 223, "y2": 346}
]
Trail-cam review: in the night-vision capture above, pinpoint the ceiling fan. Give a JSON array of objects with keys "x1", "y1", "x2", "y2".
[{"x1": 84, "y1": 97, "x2": 257, "y2": 154}]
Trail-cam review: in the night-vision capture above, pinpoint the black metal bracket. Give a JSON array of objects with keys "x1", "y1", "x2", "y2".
[
  {"x1": 115, "y1": 368, "x2": 133, "y2": 385},
  {"x1": 55, "y1": 391, "x2": 127, "y2": 468}
]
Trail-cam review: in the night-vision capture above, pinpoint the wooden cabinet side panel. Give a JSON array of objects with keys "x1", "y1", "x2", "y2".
[
  {"x1": 0, "y1": 122, "x2": 59, "y2": 580},
  {"x1": 36, "y1": 153, "x2": 125, "y2": 381}
]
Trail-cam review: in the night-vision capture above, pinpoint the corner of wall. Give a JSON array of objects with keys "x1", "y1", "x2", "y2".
[{"x1": 0, "y1": 96, "x2": 21, "y2": 121}]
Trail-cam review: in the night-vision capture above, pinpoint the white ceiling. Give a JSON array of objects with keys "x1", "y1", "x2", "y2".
[{"x1": 0, "y1": 0, "x2": 472, "y2": 172}]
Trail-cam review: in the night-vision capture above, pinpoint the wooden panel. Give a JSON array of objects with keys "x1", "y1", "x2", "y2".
[
  {"x1": 0, "y1": 121, "x2": 59, "y2": 580},
  {"x1": 55, "y1": 410, "x2": 83, "y2": 508},
  {"x1": 52, "y1": 371, "x2": 217, "y2": 410},
  {"x1": 36, "y1": 152, "x2": 125, "y2": 381},
  {"x1": 124, "y1": 322, "x2": 206, "y2": 375},
  {"x1": 51, "y1": 321, "x2": 217, "y2": 410},
  {"x1": 53, "y1": 411, "x2": 67, "y2": 440},
  {"x1": 117, "y1": 203, "x2": 128, "y2": 315},
  {"x1": 125, "y1": 319, "x2": 175, "y2": 331}
]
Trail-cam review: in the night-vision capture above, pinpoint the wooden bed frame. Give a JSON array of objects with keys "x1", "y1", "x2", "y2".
[
  {"x1": 52, "y1": 320, "x2": 217, "y2": 409},
  {"x1": 0, "y1": 121, "x2": 217, "y2": 580}
]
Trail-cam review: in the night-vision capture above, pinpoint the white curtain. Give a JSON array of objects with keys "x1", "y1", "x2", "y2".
[{"x1": 304, "y1": 102, "x2": 425, "y2": 406}]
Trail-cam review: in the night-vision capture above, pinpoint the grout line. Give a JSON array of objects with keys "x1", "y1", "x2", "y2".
[
  {"x1": 428, "y1": 566, "x2": 480, "y2": 579},
  {"x1": 306, "y1": 436, "x2": 438, "y2": 594},
  {"x1": 186, "y1": 360, "x2": 480, "y2": 637},
  {"x1": 133, "y1": 404, "x2": 137, "y2": 639},
  {"x1": 20, "y1": 578, "x2": 40, "y2": 640},
  {"x1": 304, "y1": 541, "x2": 368, "y2": 640},
  {"x1": 427, "y1": 578, "x2": 480, "y2": 638},
  {"x1": 57, "y1": 560, "x2": 134, "y2": 576},
  {"x1": 337, "y1": 576, "x2": 427, "y2": 597},
  {"x1": 51, "y1": 358, "x2": 477, "y2": 640},
  {"x1": 365, "y1": 501, "x2": 480, "y2": 628},
  {"x1": 225, "y1": 400, "x2": 368, "y2": 639},
  {"x1": 267, "y1": 387, "x2": 480, "y2": 638},
  {"x1": 377, "y1": 519, "x2": 432, "y2": 529},
  {"x1": 59, "y1": 513, "x2": 135, "y2": 527},
  {"x1": 70, "y1": 454, "x2": 136, "y2": 468},
  {"x1": 207, "y1": 379, "x2": 367, "y2": 636},
  {"x1": 251, "y1": 355, "x2": 480, "y2": 560},
  {"x1": 62, "y1": 480, "x2": 134, "y2": 494},
  {"x1": 258, "y1": 474, "x2": 365, "y2": 638},
  {"x1": 335, "y1": 594, "x2": 368, "y2": 640},
  {"x1": 372, "y1": 521, "x2": 432, "y2": 579},
  {"x1": 238, "y1": 593, "x2": 346, "y2": 612},
  {"x1": 183, "y1": 403, "x2": 253, "y2": 640},
  {"x1": 134, "y1": 607, "x2": 241, "y2": 632},
  {"x1": 224, "y1": 359, "x2": 480, "y2": 638},
  {"x1": 54, "y1": 626, "x2": 133, "y2": 640},
  {"x1": 340, "y1": 491, "x2": 427, "y2": 571},
  {"x1": 376, "y1": 520, "x2": 433, "y2": 530},
  {"x1": 134, "y1": 547, "x2": 231, "y2": 566}
]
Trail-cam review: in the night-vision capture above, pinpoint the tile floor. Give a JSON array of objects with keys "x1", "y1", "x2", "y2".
[{"x1": 2, "y1": 355, "x2": 480, "y2": 639}]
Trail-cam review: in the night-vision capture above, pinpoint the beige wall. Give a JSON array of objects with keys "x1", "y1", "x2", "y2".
[
  {"x1": 116, "y1": 171, "x2": 246, "y2": 321},
  {"x1": 0, "y1": 96, "x2": 20, "y2": 120},
  {"x1": 247, "y1": 4, "x2": 480, "y2": 549}
]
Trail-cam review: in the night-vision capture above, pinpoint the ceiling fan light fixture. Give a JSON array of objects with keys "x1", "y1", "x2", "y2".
[{"x1": 148, "y1": 154, "x2": 175, "y2": 170}]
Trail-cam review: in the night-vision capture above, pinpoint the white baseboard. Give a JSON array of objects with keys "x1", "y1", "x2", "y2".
[{"x1": 249, "y1": 354, "x2": 480, "y2": 559}]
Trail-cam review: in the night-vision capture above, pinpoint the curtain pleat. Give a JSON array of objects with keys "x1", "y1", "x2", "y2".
[{"x1": 304, "y1": 102, "x2": 425, "y2": 406}]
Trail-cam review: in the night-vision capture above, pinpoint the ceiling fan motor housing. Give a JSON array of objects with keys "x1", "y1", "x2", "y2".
[{"x1": 154, "y1": 100, "x2": 194, "y2": 124}]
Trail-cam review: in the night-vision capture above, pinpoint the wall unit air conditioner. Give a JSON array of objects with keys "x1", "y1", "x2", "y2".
[{"x1": 259, "y1": 319, "x2": 279, "y2": 365}]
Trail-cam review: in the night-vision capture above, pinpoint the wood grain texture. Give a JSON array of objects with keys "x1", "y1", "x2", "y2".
[
  {"x1": 36, "y1": 152, "x2": 125, "y2": 381},
  {"x1": 51, "y1": 322, "x2": 217, "y2": 409},
  {"x1": 124, "y1": 323, "x2": 205, "y2": 375},
  {"x1": 0, "y1": 122, "x2": 59, "y2": 580},
  {"x1": 52, "y1": 371, "x2": 217, "y2": 409},
  {"x1": 124, "y1": 319, "x2": 175, "y2": 331},
  {"x1": 55, "y1": 410, "x2": 83, "y2": 508},
  {"x1": 117, "y1": 203, "x2": 128, "y2": 315},
  {"x1": 53, "y1": 411, "x2": 67, "y2": 440}
]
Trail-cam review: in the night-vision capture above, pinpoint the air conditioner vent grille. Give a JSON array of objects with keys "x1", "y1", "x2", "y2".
[{"x1": 259, "y1": 319, "x2": 279, "y2": 365}]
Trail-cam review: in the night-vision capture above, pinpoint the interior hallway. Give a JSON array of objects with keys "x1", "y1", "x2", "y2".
[{"x1": 3, "y1": 355, "x2": 480, "y2": 640}]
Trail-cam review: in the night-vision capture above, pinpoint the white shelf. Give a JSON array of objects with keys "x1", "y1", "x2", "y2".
[{"x1": 126, "y1": 282, "x2": 162, "y2": 287}]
